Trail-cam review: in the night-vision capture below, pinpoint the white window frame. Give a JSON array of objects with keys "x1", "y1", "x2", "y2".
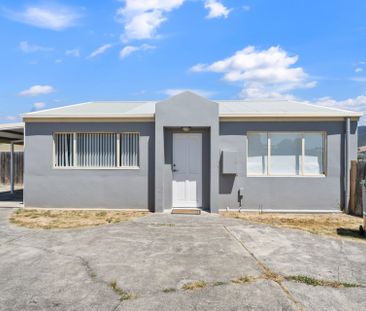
[
  {"x1": 52, "y1": 132, "x2": 140, "y2": 170},
  {"x1": 247, "y1": 131, "x2": 327, "y2": 177}
]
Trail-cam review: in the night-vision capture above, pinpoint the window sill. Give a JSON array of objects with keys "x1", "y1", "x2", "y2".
[
  {"x1": 53, "y1": 167, "x2": 140, "y2": 170},
  {"x1": 247, "y1": 174, "x2": 326, "y2": 178}
]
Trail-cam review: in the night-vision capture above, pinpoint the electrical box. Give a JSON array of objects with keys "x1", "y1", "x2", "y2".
[{"x1": 222, "y1": 150, "x2": 238, "y2": 175}]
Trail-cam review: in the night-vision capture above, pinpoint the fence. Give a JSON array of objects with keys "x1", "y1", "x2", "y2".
[
  {"x1": 0, "y1": 152, "x2": 24, "y2": 185},
  {"x1": 350, "y1": 160, "x2": 366, "y2": 216}
]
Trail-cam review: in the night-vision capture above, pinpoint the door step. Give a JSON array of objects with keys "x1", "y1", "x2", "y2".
[{"x1": 171, "y1": 208, "x2": 201, "y2": 215}]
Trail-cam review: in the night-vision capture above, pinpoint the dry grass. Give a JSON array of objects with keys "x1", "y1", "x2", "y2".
[
  {"x1": 231, "y1": 276, "x2": 254, "y2": 284},
  {"x1": 182, "y1": 280, "x2": 207, "y2": 291},
  {"x1": 109, "y1": 281, "x2": 136, "y2": 301},
  {"x1": 221, "y1": 212, "x2": 365, "y2": 242},
  {"x1": 262, "y1": 270, "x2": 284, "y2": 283},
  {"x1": 9, "y1": 209, "x2": 149, "y2": 229}
]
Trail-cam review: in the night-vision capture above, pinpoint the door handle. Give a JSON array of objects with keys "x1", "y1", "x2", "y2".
[{"x1": 173, "y1": 169, "x2": 178, "y2": 172}]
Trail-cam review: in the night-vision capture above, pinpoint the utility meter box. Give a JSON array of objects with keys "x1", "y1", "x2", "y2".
[{"x1": 222, "y1": 150, "x2": 238, "y2": 175}]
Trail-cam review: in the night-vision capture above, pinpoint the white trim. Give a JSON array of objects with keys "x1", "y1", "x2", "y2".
[
  {"x1": 117, "y1": 134, "x2": 121, "y2": 167},
  {"x1": 23, "y1": 116, "x2": 361, "y2": 123},
  {"x1": 220, "y1": 116, "x2": 361, "y2": 122},
  {"x1": 24, "y1": 117, "x2": 155, "y2": 123}
]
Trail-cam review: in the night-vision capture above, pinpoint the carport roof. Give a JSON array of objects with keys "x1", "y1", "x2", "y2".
[
  {"x1": 0, "y1": 123, "x2": 24, "y2": 143},
  {"x1": 22, "y1": 92, "x2": 362, "y2": 120}
]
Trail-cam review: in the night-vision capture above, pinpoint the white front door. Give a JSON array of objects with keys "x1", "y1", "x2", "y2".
[{"x1": 172, "y1": 133, "x2": 202, "y2": 208}]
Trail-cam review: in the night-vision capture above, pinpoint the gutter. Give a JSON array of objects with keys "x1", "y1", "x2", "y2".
[{"x1": 345, "y1": 117, "x2": 351, "y2": 213}]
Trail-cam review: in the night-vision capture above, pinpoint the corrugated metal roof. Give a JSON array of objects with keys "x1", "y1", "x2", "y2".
[
  {"x1": 0, "y1": 122, "x2": 24, "y2": 131},
  {"x1": 22, "y1": 94, "x2": 362, "y2": 119},
  {"x1": 218, "y1": 100, "x2": 362, "y2": 117},
  {"x1": 0, "y1": 122, "x2": 24, "y2": 142}
]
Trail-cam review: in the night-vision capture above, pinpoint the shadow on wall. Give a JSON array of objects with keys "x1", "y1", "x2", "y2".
[{"x1": 219, "y1": 152, "x2": 235, "y2": 194}]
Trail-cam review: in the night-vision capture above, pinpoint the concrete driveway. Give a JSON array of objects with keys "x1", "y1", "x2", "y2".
[{"x1": 0, "y1": 209, "x2": 365, "y2": 311}]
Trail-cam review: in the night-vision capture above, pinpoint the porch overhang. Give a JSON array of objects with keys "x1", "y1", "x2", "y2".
[{"x1": 0, "y1": 123, "x2": 24, "y2": 194}]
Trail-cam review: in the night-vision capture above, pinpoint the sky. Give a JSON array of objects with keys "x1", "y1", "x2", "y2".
[{"x1": 1, "y1": 0, "x2": 366, "y2": 123}]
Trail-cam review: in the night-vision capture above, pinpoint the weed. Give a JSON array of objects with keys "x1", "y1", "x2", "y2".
[
  {"x1": 285, "y1": 275, "x2": 362, "y2": 288},
  {"x1": 262, "y1": 270, "x2": 284, "y2": 283},
  {"x1": 109, "y1": 281, "x2": 135, "y2": 301},
  {"x1": 162, "y1": 288, "x2": 176, "y2": 293},
  {"x1": 231, "y1": 276, "x2": 253, "y2": 284},
  {"x1": 182, "y1": 280, "x2": 207, "y2": 290}
]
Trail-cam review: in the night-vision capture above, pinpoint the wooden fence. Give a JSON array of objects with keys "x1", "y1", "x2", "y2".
[
  {"x1": 0, "y1": 152, "x2": 24, "y2": 185},
  {"x1": 350, "y1": 160, "x2": 366, "y2": 216}
]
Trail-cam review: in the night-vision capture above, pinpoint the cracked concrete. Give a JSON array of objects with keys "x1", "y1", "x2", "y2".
[{"x1": 0, "y1": 209, "x2": 365, "y2": 310}]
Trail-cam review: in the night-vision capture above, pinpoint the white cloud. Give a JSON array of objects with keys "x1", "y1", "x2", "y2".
[
  {"x1": 32, "y1": 102, "x2": 46, "y2": 110},
  {"x1": 116, "y1": 0, "x2": 185, "y2": 41},
  {"x1": 191, "y1": 46, "x2": 316, "y2": 98},
  {"x1": 204, "y1": 0, "x2": 231, "y2": 19},
  {"x1": 350, "y1": 77, "x2": 366, "y2": 82},
  {"x1": 119, "y1": 44, "x2": 155, "y2": 58},
  {"x1": 312, "y1": 94, "x2": 366, "y2": 123},
  {"x1": 88, "y1": 44, "x2": 113, "y2": 58},
  {"x1": 163, "y1": 88, "x2": 216, "y2": 97},
  {"x1": 65, "y1": 49, "x2": 80, "y2": 57},
  {"x1": 19, "y1": 85, "x2": 55, "y2": 97},
  {"x1": 3, "y1": 4, "x2": 82, "y2": 30},
  {"x1": 242, "y1": 5, "x2": 251, "y2": 11},
  {"x1": 19, "y1": 41, "x2": 53, "y2": 53},
  {"x1": 355, "y1": 67, "x2": 363, "y2": 73},
  {"x1": 313, "y1": 94, "x2": 366, "y2": 111}
]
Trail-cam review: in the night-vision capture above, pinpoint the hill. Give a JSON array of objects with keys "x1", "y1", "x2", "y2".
[{"x1": 358, "y1": 126, "x2": 366, "y2": 147}]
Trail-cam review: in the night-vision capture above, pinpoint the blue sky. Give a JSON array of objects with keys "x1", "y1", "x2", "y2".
[{"x1": 1, "y1": 0, "x2": 366, "y2": 123}]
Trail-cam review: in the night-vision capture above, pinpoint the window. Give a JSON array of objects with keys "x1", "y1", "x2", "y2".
[
  {"x1": 53, "y1": 132, "x2": 140, "y2": 168},
  {"x1": 247, "y1": 132, "x2": 326, "y2": 176},
  {"x1": 247, "y1": 133, "x2": 268, "y2": 175},
  {"x1": 303, "y1": 133, "x2": 324, "y2": 175},
  {"x1": 54, "y1": 133, "x2": 74, "y2": 167},
  {"x1": 121, "y1": 133, "x2": 139, "y2": 167},
  {"x1": 270, "y1": 133, "x2": 302, "y2": 175},
  {"x1": 76, "y1": 133, "x2": 117, "y2": 167}
]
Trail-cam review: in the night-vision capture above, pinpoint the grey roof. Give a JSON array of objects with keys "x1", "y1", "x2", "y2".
[{"x1": 22, "y1": 92, "x2": 362, "y2": 119}]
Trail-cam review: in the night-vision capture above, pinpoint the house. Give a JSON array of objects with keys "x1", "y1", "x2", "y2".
[{"x1": 22, "y1": 91, "x2": 361, "y2": 213}]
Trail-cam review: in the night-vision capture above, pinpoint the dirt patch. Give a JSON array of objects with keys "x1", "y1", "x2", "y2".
[
  {"x1": 9, "y1": 209, "x2": 149, "y2": 229},
  {"x1": 221, "y1": 212, "x2": 365, "y2": 242}
]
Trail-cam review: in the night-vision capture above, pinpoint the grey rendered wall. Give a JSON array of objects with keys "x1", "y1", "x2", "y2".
[
  {"x1": 155, "y1": 92, "x2": 219, "y2": 212},
  {"x1": 24, "y1": 122, "x2": 155, "y2": 210},
  {"x1": 219, "y1": 120, "x2": 358, "y2": 211}
]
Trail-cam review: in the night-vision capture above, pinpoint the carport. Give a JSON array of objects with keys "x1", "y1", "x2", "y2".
[{"x1": 0, "y1": 123, "x2": 24, "y2": 195}]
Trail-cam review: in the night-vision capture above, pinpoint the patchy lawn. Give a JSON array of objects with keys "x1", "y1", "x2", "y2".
[
  {"x1": 9, "y1": 209, "x2": 149, "y2": 229},
  {"x1": 221, "y1": 212, "x2": 365, "y2": 242}
]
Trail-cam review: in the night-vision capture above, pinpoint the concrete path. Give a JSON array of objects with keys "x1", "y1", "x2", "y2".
[{"x1": 0, "y1": 209, "x2": 365, "y2": 311}]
